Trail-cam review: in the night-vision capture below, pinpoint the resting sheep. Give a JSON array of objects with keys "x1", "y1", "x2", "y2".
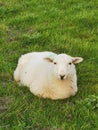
[{"x1": 14, "y1": 51, "x2": 83, "y2": 100}]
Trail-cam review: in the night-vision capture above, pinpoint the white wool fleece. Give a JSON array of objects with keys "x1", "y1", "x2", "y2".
[{"x1": 14, "y1": 51, "x2": 83, "y2": 100}]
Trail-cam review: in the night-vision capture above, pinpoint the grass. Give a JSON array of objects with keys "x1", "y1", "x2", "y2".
[{"x1": 0, "y1": 0, "x2": 98, "y2": 129}]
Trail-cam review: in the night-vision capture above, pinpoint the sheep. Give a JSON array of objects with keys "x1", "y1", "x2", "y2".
[{"x1": 14, "y1": 51, "x2": 83, "y2": 100}]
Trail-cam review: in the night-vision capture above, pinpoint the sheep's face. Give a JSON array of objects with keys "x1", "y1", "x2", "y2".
[{"x1": 45, "y1": 54, "x2": 83, "y2": 80}]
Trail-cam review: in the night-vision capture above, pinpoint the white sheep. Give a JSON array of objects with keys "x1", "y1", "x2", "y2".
[{"x1": 14, "y1": 51, "x2": 83, "y2": 100}]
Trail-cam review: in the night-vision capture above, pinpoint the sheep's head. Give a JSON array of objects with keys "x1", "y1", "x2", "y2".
[{"x1": 45, "y1": 53, "x2": 83, "y2": 80}]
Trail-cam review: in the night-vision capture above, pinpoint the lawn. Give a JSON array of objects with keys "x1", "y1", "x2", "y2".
[{"x1": 0, "y1": 0, "x2": 98, "y2": 129}]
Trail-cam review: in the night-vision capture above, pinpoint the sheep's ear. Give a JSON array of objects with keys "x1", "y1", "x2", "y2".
[
  {"x1": 44, "y1": 57, "x2": 53, "y2": 62},
  {"x1": 72, "y1": 57, "x2": 83, "y2": 64}
]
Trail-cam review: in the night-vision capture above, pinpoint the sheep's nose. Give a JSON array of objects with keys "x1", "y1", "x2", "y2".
[{"x1": 60, "y1": 75, "x2": 65, "y2": 80}]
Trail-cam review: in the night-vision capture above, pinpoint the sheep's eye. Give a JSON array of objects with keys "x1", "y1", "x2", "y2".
[
  {"x1": 69, "y1": 62, "x2": 72, "y2": 65},
  {"x1": 54, "y1": 62, "x2": 57, "y2": 65}
]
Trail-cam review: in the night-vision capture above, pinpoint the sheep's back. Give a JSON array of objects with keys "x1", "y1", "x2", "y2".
[{"x1": 20, "y1": 52, "x2": 54, "y2": 87}]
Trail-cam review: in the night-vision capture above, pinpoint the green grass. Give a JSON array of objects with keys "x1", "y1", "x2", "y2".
[{"x1": 0, "y1": 0, "x2": 98, "y2": 129}]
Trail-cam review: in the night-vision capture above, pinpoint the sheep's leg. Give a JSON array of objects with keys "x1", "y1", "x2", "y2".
[
  {"x1": 29, "y1": 82, "x2": 57, "y2": 99},
  {"x1": 29, "y1": 82, "x2": 45, "y2": 97}
]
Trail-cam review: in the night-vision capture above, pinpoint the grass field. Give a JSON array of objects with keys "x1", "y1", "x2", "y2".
[{"x1": 0, "y1": 0, "x2": 98, "y2": 129}]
